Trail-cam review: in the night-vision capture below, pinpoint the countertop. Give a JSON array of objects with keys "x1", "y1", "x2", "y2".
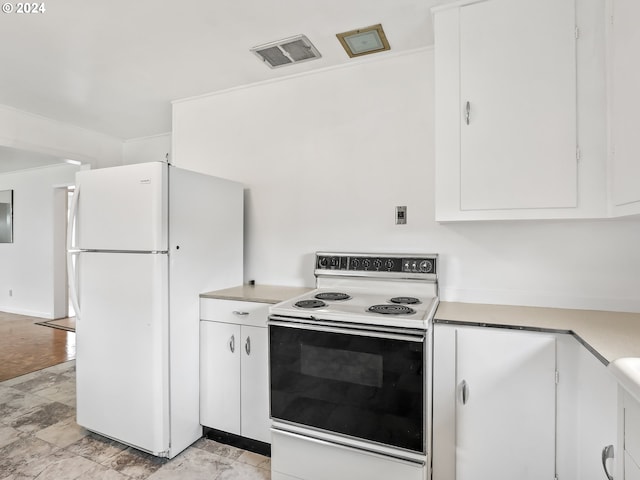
[
  {"x1": 435, "y1": 301, "x2": 640, "y2": 365},
  {"x1": 200, "y1": 284, "x2": 312, "y2": 305}
]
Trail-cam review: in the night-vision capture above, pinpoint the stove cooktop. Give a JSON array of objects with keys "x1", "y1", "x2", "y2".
[
  {"x1": 269, "y1": 252, "x2": 439, "y2": 329},
  {"x1": 271, "y1": 287, "x2": 438, "y2": 329}
]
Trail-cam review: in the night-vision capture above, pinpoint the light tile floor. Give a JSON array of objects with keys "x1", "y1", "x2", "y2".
[{"x1": 0, "y1": 361, "x2": 271, "y2": 479}]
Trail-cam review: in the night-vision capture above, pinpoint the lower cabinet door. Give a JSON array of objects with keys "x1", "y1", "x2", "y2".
[
  {"x1": 626, "y1": 452, "x2": 640, "y2": 480},
  {"x1": 455, "y1": 327, "x2": 557, "y2": 480},
  {"x1": 240, "y1": 325, "x2": 270, "y2": 443},
  {"x1": 200, "y1": 321, "x2": 241, "y2": 434}
]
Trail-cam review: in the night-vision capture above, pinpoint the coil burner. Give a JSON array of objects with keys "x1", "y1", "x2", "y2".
[
  {"x1": 367, "y1": 304, "x2": 416, "y2": 315},
  {"x1": 295, "y1": 299, "x2": 327, "y2": 309},
  {"x1": 390, "y1": 296, "x2": 421, "y2": 305},
  {"x1": 314, "y1": 292, "x2": 351, "y2": 301}
]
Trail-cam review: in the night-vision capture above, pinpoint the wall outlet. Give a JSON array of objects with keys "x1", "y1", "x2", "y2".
[{"x1": 396, "y1": 206, "x2": 407, "y2": 225}]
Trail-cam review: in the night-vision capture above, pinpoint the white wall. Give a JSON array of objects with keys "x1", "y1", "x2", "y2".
[
  {"x1": 0, "y1": 104, "x2": 123, "y2": 169},
  {"x1": 172, "y1": 48, "x2": 640, "y2": 313},
  {"x1": 0, "y1": 163, "x2": 80, "y2": 318},
  {"x1": 123, "y1": 133, "x2": 171, "y2": 165}
]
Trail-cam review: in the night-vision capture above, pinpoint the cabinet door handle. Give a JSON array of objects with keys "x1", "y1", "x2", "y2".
[
  {"x1": 233, "y1": 311, "x2": 249, "y2": 316},
  {"x1": 601, "y1": 444, "x2": 614, "y2": 480},
  {"x1": 465, "y1": 101, "x2": 471, "y2": 125},
  {"x1": 245, "y1": 336, "x2": 251, "y2": 356},
  {"x1": 459, "y1": 379, "x2": 469, "y2": 405},
  {"x1": 229, "y1": 334, "x2": 235, "y2": 353}
]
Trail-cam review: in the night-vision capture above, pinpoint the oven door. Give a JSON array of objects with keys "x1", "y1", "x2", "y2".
[{"x1": 268, "y1": 316, "x2": 426, "y2": 453}]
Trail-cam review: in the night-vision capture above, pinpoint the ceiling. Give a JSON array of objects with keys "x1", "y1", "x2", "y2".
[{"x1": 0, "y1": 0, "x2": 439, "y2": 141}]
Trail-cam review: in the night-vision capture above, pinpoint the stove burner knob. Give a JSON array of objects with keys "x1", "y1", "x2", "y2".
[
  {"x1": 419, "y1": 260, "x2": 433, "y2": 273},
  {"x1": 318, "y1": 257, "x2": 328, "y2": 268},
  {"x1": 351, "y1": 258, "x2": 360, "y2": 269},
  {"x1": 385, "y1": 259, "x2": 394, "y2": 270},
  {"x1": 362, "y1": 259, "x2": 371, "y2": 269},
  {"x1": 373, "y1": 259, "x2": 382, "y2": 270}
]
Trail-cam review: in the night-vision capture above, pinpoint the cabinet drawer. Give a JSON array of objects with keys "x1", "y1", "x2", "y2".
[
  {"x1": 626, "y1": 393, "x2": 640, "y2": 467},
  {"x1": 272, "y1": 430, "x2": 424, "y2": 480},
  {"x1": 200, "y1": 298, "x2": 269, "y2": 327}
]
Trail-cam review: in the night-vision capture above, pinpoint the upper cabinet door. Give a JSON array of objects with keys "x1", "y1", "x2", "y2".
[
  {"x1": 76, "y1": 162, "x2": 168, "y2": 251},
  {"x1": 459, "y1": 0, "x2": 577, "y2": 211},
  {"x1": 434, "y1": 0, "x2": 593, "y2": 221},
  {"x1": 609, "y1": 0, "x2": 640, "y2": 216}
]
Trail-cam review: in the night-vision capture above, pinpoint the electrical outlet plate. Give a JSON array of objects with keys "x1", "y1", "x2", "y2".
[{"x1": 396, "y1": 206, "x2": 407, "y2": 225}]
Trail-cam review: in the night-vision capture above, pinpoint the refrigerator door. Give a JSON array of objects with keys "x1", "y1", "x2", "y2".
[
  {"x1": 76, "y1": 162, "x2": 168, "y2": 251},
  {"x1": 75, "y1": 251, "x2": 170, "y2": 455}
]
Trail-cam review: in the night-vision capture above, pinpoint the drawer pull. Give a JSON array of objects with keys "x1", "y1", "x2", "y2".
[{"x1": 233, "y1": 311, "x2": 249, "y2": 316}]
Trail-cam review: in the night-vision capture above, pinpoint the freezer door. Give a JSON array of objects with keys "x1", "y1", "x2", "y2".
[
  {"x1": 75, "y1": 251, "x2": 170, "y2": 455},
  {"x1": 76, "y1": 162, "x2": 167, "y2": 251}
]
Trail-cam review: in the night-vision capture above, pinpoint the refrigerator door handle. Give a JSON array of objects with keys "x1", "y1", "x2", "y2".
[{"x1": 67, "y1": 185, "x2": 82, "y2": 319}]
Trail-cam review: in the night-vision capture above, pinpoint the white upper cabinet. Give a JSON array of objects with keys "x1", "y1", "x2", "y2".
[
  {"x1": 434, "y1": 0, "x2": 608, "y2": 221},
  {"x1": 608, "y1": 0, "x2": 640, "y2": 216}
]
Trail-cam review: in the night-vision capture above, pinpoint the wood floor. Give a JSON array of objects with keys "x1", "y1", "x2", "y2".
[{"x1": 0, "y1": 310, "x2": 76, "y2": 382}]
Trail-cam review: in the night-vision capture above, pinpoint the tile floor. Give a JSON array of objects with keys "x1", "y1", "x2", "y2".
[{"x1": 0, "y1": 360, "x2": 271, "y2": 479}]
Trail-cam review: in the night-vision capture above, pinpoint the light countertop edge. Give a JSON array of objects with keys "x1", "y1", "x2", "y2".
[
  {"x1": 434, "y1": 301, "x2": 640, "y2": 365},
  {"x1": 200, "y1": 284, "x2": 313, "y2": 305}
]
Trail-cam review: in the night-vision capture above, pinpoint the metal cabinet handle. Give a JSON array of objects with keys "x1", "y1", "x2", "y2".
[
  {"x1": 229, "y1": 334, "x2": 235, "y2": 353},
  {"x1": 459, "y1": 379, "x2": 469, "y2": 405},
  {"x1": 245, "y1": 336, "x2": 251, "y2": 356},
  {"x1": 601, "y1": 444, "x2": 614, "y2": 480},
  {"x1": 233, "y1": 311, "x2": 249, "y2": 316},
  {"x1": 465, "y1": 101, "x2": 471, "y2": 125}
]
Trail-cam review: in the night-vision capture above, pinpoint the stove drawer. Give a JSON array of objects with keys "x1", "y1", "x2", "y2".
[
  {"x1": 271, "y1": 429, "x2": 425, "y2": 480},
  {"x1": 200, "y1": 298, "x2": 268, "y2": 327}
]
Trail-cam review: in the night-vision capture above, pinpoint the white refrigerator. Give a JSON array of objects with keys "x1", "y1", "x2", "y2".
[{"x1": 67, "y1": 161, "x2": 243, "y2": 458}]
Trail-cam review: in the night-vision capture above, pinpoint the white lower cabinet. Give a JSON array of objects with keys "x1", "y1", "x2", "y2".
[
  {"x1": 432, "y1": 325, "x2": 557, "y2": 480},
  {"x1": 433, "y1": 324, "x2": 619, "y2": 480},
  {"x1": 199, "y1": 299, "x2": 270, "y2": 444},
  {"x1": 556, "y1": 335, "x2": 618, "y2": 480},
  {"x1": 618, "y1": 389, "x2": 640, "y2": 480}
]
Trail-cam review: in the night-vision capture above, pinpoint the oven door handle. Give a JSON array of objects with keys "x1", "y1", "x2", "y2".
[{"x1": 267, "y1": 319, "x2": 425, "y2": 343}]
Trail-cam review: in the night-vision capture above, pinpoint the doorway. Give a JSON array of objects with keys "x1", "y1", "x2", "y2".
[{"x1": 52, "y1": 185, "x2": 75, "y2": 319}]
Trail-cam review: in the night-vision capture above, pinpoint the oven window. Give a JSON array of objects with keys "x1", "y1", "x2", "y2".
[
  {"x1": 300, "y1": 344, "x2": 383, "y2": 388},
  {"x1": 270, "y1": 324, "x2": 424, "y2": 453}
]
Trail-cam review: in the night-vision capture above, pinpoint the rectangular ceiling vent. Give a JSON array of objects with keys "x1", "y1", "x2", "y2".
[{"x1": 251, "y1": 34, "x2": 321, "y2": 69}]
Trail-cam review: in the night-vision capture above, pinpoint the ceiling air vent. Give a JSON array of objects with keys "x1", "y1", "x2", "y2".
[{"x1": 251, "y1": 34, "x2": 321, "y2": 69}]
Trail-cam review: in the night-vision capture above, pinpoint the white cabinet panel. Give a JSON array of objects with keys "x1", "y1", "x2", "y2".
[
  {"x1": 609, "y1": 0, "x2": 640, "y2": 215},
  {"x1": 456, "y1": 327, "x2": 557, "y2": 479},
  {"x1": 626, "y1": 391, "x2": 640, "y2": 468},
  {"x1": 626, "y1": 452, "x2": 640, "y2": 480},
  {"x1": 557, "y1": 335, "x2": 618, "y2": 480},
  {"x1": 200, "y1": 321, "x2": 241, "y2": 435},
  {"x1": 432, "y1": 324, "x2": 556, "y2": 479},
  {"x1": 458, "y1": 0, "x2": 577, "y2": 211},
  {"x1": 240, "y1": 326, "x2": 270, "y2": 443}
]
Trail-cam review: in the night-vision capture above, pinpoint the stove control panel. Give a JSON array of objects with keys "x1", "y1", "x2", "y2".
[{"x1": 316, "y1": 253, "x2": 437, "y2": 276}]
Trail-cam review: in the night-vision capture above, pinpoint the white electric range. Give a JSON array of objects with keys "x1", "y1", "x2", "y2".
[{"x1": 268, "y1": 252, "x2": 439, "y2": 480}]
